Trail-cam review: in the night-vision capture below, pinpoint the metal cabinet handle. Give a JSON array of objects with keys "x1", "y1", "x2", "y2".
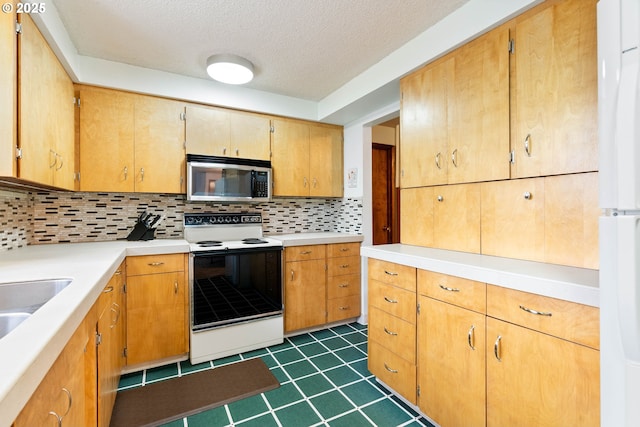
[
  {"x1": 437, "y1": 195, "x2": 444, "y2": 202},
  {"x1": 519, "y1": 305, "x2": 552, "y2": 317},
  {"x1": 291, "y1": 270, "x2": 295, "y2": 281},
  {"x1": 174, "y1": 281, "x2": 178, "y2": 294},
  {"x1": 524, "y1": 134, "x2": 531, "y2": 157},
  {"x1": 468, "y1": 325, "x2": 476, "y2": 350},
  {"x1": 140, "y1": 167, "x2": 145, "y2": 181},
  {"x1": 384, "y1": 270, "x2": 398, "y2": 276},
  {"x1": 339, "y1": 306, "x2": 350, "y2": 310},
  {"x1": 451, "y1": 148, "x2": 458, "y2": 167},
  {"x1": 103, "y1": 286, "x2": 114, "y2": 293},
  {"x1": 384, "y1": 363, "x2": 398, "y2": 374},
  {"x1": 235, "y1": 148, "x2": 239, "y2": 156},
  {"x1": 61, "y1": 387, "x2": 72, "y2": 417},
  {"x1": 55, "y1": 154, "x2": 63, "y2": 171},
  {"x1": 223, "y1": 147, "x2": 227, "y2": 155},
  {"x1": 340, "y1": 264, "x2": 349, "y2": 268},
  {"x1": 338, "y1": 283, "x2": 349, "y2": 288},
  {"x1": 494, "y1": 335, "x2": 502, "y2": 361},
  {"x1": 303, "y1": 177, "x2": 308, "y2": 188},
  {"x1": 148, "y1": 262, "x2": 164, "y2": 266},
  {"x1": 123, "y1": 166, "x2": 128, "y2": 180},
  {"x1": 111, "y1": 303, "x2": 120, "y2": 328},
  {"x1": 435, "y1": 152, "x2": 441, "y2": 169},
  {"x1": 300, "y1": 250, "x2": 312, "y2": 255},
  {"x1": 439, "y1": 284, "x2": 460, "y2": 292},
  {"x1": 523, "y1": 192, "x2": 532, "y2": 200},
  {"x1": 384, "y1": 327, "x2": 398, "y2": 336},
  {"x1": 49, "y1": 411, "x2": 62, "y2": 427},
  {"x1": 49, "y1": 149, "x2": 57, "y2": 168},
  {"x1": 383, "y1": 296, "x2": 398, "y2": 304},
  {"x1": 114, "y1": 269, "x2": 122, "y2": 276},
  {"x1": 340, "y1": 248, "x2": 350, "y2": 252},
  {"x1": 313, "y1": 177, "x2": 317, "y2": 188}
]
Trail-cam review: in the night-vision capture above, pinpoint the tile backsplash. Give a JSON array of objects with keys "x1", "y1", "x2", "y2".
[{"x1": 0, "y1": 189, "x2": 363, "y2": 251}]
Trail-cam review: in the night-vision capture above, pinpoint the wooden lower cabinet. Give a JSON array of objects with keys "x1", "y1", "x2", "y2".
[
  {"x1": 486, "y1": 317, "x2": 599, "y2": 427},
  {"x1": 125, "y1": 254, "x2": 188, "y2": 367},
  {"x1": 284, "y1": 243, "x2": 361, "y2": 333},
  {"x1": 418, "y1": 296, "x2": 486, "y2": 427},
  {"x1": 14, "y1": 309, "x2": 96, "y2": 427}
]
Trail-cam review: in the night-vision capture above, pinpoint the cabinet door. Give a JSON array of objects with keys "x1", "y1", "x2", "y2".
[
  {"x1": 486, "y1": 317, "x2": 599, "y2": 427},
  {"x1": 79, "y1": 86, "x2": 135, "y2": 192},
  {"x1": 448, "y1": 25, "x2": 510, "y2": 184},
  {"x1": 418, "y1": 296, "x2": 486, "y2": 427},
  {"x1": 229, "y1": 110, "x2": 271, "y2": 160},
  {"x1": 481, "y1": 178, "x2": 545, "y2": 262},
  {"x1": 309, "y1": 125, "x2": 343, "y2": 197},
  {"x1": 134, "y1": 96, "x2": 185, "y2": 193},
  {"x1": 271, "y1": 119, "x2": 309, "y2": 196},
  {"x1": 400, "y1": 56, "x2": 452, "y2": 188},
  {"x1": 126, "y1": 271, "x2": 187, "y2": 365},
  {"x1": 185, "y1": 105, "x2": 230, "y2": 156},
  {"x1": 284, "y1": 258, "x2": 326, "y2": 332},
  {"x1": 19, "y1": 15, "x2": 75, "y2": 189},
  {"x1": 511, "y1": 0, "x2": 598, "y2": 178},
  {"x1": 432, "y1": 183, "x2": 480, "y2": 253},
  {"x1": 0, "y1": 0, "x2": 16, "y2": 177},
  {"x1": 400, "y1": 187, "x2": 434, "y2": 247}
]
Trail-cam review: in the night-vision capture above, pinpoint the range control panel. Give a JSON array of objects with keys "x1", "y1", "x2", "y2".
[{"x1": 184, "y1": 213, "x2": 262, "y2": 226}]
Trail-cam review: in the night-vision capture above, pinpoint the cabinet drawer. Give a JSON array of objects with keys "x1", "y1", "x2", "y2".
[
  {"x1": 369, "y1": 306, "x2": 416, "y2": 364},
  {"x1": 368, "y1": 341, "x2": 416, "y2": 404},
  {"x1": 327, "y1": 274, "x2": 360, "y2": 299},
  {"x1": 369, "y1": 280, "x2": 416, "y2": 324},
  {"x1": 327, "y1": 242, "x2": 361, "y2": 258},
  {"x1": 327, "y1": 295, "x2": 361, "y2": 322},
  {"x1": 327, "y1": 256, "x2": 360, "y2": 276},
  {"x1": 126, "y1": 254, "x2": 185, "y2": 276},
  {"x1": 417, "y1": 270, "x2": 486, "y2": 314},
  {"x1": 368, "y1": 259, "x2": 416, "y2": 292},
  {"x1": 486, "y1": 285, "x2": 599, "y2": 349},
  {"x1": 285, "y1": 245, "x2": 326, "y2": 261}
]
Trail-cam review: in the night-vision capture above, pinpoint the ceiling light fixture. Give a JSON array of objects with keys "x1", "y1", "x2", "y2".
[{"x1": 206, "y1": 54, "x2": 254, "y2": 85}]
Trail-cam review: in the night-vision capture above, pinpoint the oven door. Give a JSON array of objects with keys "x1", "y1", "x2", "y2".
[{"x1": 190, "y1": 247, "x2": 282, "y2": 331}]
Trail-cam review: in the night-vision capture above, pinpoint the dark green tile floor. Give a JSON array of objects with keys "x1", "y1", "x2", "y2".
[{"x1": 117, "y1": 322, "x2": 435, "y2": 427}]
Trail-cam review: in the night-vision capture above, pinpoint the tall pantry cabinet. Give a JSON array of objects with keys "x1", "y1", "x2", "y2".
[{"x1": 0, "y1": 0, "x2": 16, "y2": 178}]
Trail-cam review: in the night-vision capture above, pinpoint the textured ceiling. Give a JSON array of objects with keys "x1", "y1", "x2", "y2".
[{"x1": 50, "y1": 0, "x2": 470, "y2": 101}]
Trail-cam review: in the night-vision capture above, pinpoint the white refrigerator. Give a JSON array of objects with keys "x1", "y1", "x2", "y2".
[{"x1": 598, "y1": 0, "x2": 640, "y2": 426}]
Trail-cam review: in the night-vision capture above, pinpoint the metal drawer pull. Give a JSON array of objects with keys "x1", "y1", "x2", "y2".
[
  {"x1": 468, "y1": 325, "x2": 476, "y2": 350},
  {"x1": 384, "y1": 327, "x2": 398, "y2": 336},
  {"x1": 111, "y1": 303, "x2": 120, "y2": 328},
  {"x1": 148, "y1": 262, "x2": 164, "y2": 266},
  {"x1": 340, "y1": 248, "x2": 350, "y2": 252},
  {"x1": 338, "y1": 283, "x2": 349, "y2": 288},
  {"x1": 49, "y1": 411, "x2": 62, "y2": 427},
  {"x1": 439, "y1": 284, "x2": 460, "y2": 292},
  {"x1": 384, "y1": 363, "x2": 398, "y2": 374},
  {"x1": 103, "y1": 286, "x2": 114, "y2": 293},
  {"x1": 519, "y1": 305, "x2": 552, "y2": 317},
  {"x1": 384, "y1": 270, "x2": 398, "y2": 276},
  {"x1": 291, "y1": 270, "x2": 295, "y2": 281},
  {"x1": 384, "y1": 296, "x2": 398, "y2": 304},
  {"x1": 300, "y1": 250, "x2": 312, "y2": 255},
  {"x1": 494, "y1": 335, "x2": 502, "y2": 361},
  {"x1": 340, "y1": 264, "x2": 349, "y2": 268},
  {"x1": 339, "y1": 306, "x2": 350, "y2": 310},
  {"x1": 174, "y1": 282, "x2": 179, "y2": 294},
  {"x1": 123, "y1": 166, "x2": 128, "y2": 180},
  {"x1": 524, "y1": 134, "x2": 531, "y2": 157},
  {"x1": 114, "y1": 269, "x2": 122, "y2": 276},
  {"x1": 451, "y1": 148, "x2": 458, "y2": 167},
  {"x1": 435, "y1": 152, "x2": 441, "y2": 169}
]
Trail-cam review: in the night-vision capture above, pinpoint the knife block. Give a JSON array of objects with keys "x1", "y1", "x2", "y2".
[{"x1": 126, "y1": 222, "x2": 155, "y2": 241}]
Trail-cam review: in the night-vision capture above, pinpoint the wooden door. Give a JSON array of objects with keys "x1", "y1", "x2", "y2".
[
  {"x1": 126, "y1": 271, "x2": 187, "y2": 365},
  {"x1": 481, "y1": 177, "x2": 545, "y2": 263},
  {"x1": 134, "y1": 96, "x2": 185, "y2": 193},
  {"x1": 432, "y1": 183, "x2": 481, "y2": 253},
  {"x1": 486, "y1": 317, "x2": 600, "y2": 427},
  {"x1": 372, "y1": 144, "x2": 393, "y2": 244},
  {"x1": 185, "y1": 105, "x2": 230, "y2": 156},
  {"x1": 284, "y1": 258, "x2": 326, "y2": 332},
  {"x1": 18, "y1": 15, "x2": 75, "y2": 189},
  {"x1": 400, "y1": 56, "x2": 452, "y2": 188},
  {"x1": 309, "y1": 124, "x2": 343, "y2": 197},
  {"x1": 79, "y1": 86, "x2": 135, "y2": 192},
  {"x1": 271, "y1": 119, "x2": 309, "y2": 196},
  {"x1": 229, "y1": 111, "x2": 271, "y2": 160},
  {"x1": 448, "y1": 25, "x2": 510, "y2": 184},
  {"x1": 511, "y1": 0, "x2": 598, "y2": 178},
  {"x1": 418, "y1": 296, "x2": 486, "y2": 427},
  {"x1": 0, "y1": 0, "x2": 16, "y2": 177}
]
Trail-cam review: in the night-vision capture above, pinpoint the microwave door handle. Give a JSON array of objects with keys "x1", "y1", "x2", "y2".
[{"x1": 251, "y1": 171, "x2": 256, "y2": 194}]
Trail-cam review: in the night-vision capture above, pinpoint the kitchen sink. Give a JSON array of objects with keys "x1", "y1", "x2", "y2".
[{"x1": 0, "y1": 278, "x2": 72, "y2": 339}]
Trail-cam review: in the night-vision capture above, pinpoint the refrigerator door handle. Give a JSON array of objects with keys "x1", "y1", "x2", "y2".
[{"x1": 616, "y1": 215, "x2": 640, "y2": 362}]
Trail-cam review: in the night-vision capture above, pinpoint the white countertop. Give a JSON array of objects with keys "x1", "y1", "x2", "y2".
[
  {"x1": 268, "y1": 232, "x2": 364, "y2": 246},
  {"x1": 0, "y1": 239, "x2": 189, "y2": 427},
  {"x1": 361, "y1": 244, "x2": 599, "y2": 308}
]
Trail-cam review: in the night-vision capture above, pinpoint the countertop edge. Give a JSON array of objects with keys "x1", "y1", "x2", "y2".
[
  {"x1": 268, "y1": 232, "x2": 364, "y2": 247},
  {"x1": 361, "y1": 244, "x2": 599, "y2": 308}
]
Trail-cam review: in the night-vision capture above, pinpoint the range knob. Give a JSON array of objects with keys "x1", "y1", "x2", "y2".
[{"x1": 232, "y1": 216, "x2": 240, "y2": 223}]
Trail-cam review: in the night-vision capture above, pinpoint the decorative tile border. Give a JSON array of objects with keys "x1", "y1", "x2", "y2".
[{"x1": 0, "y1": 189, "x2": 363, "y2": 251}]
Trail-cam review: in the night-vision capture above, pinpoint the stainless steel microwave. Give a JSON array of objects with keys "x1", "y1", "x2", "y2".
[{"x1": 186, "y1": 154, "x2": 272, "y2": 202}]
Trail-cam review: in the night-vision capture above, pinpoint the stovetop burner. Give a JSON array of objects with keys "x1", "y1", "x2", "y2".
[
  {"x1": 242, "y1": 238, "x2": 268, "y2": 245},
  {"x1": 197, "y1": 240, "x2": 223, "y2": 247}
]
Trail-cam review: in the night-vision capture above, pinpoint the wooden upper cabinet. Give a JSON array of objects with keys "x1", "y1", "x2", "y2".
[
  {"x1": 0, "y1": 0, "x2": 16, "y2": 177},
  {"x1": 432, "y1": 183, "x2": 481, "y2": 253},
  {"x1": 400, "y1": 186, "x2": 434, "y2": 247},
  {"x1": 400, "y1": 56, "x2": 452, "y2": 188},
  {"x1": 79, "y1": 86, "x2": 136, "y2": 192},
  {"x1": 271, "y1": 119, "x2": 344, "y2": 197},
  {"x1": 18, "y1": 14, "x2": 75, "y2": 189},
  {"x1": 309, "y1": 125, "x2": 343, "y2": 197},
  {"x1": 185, "y1": 104, "x2": 271, "y2": 160},
  {"x1": 448, "y1": 25, "x2": 510, "y2": 184},
  {"x1": 511, "y1": 0, "x2": 598, "y2": 178},
  {"x1": 134, "y1": 96, "x2": 185, "y2": 193}
]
